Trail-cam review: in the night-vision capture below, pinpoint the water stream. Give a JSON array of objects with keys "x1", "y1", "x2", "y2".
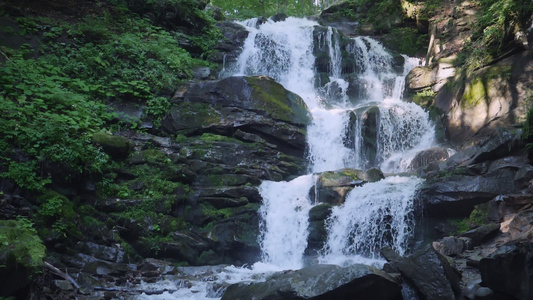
[{"x1": 136, "y1": 17, "x2": 436, "y2": 299}]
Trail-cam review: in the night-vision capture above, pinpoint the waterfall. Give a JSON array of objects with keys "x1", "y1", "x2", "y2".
[
  {"x1": 319, "y1": 176, "x2": 423, "y2": 266},
  {"x1": 223, "y1": 18, "x2": 435, "y2": 269},
  {"x1": 257, "y1": 175, "x2": 315, "y2": 269}
]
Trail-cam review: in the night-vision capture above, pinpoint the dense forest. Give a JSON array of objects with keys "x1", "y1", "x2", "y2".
[{"x1": 1, "y1": 0, "x2": 532, "y2": 298}]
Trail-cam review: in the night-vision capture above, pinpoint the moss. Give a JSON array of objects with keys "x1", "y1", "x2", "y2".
[
  {"x1": 451, "y1": 204, "x2": 490, "y2": 234},
  {"x1": 172, "y1": 102, "x2": 222, "y2": 130},
  {"x1": 92, "y1": 132, "x2": 132, "y2": 157},
  {"x1": 245, "y1": 76, "x2": 310, "y2": 125},
  {"x1": 0, "y1": 219, "x2": 46, "y2": 272},
  {"x1": 411, "y1": 89, "x2": 436, "y2": 108},
  {"x1": 461, "y1": 64, "x2": 512, "y2": 108},
  {"x1": 36, "y1": 190, "x2": 80, "y2": 240}
]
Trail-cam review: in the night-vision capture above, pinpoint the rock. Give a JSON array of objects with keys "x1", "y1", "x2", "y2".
[
  {"x1": 381, "y1": 245, "x2": 461, "y2": 300},
  {"x1": 439, "y1": 52, "x2": 533, "y2": 146},
  {"x1": 432, "y1": 236, "x2": 466, "y2": 256},
  {"x1": 138, "y1": 258, "x2": 179, "y2": 276},
  {"x1": 156, "y1": 230, "x2": 210, "y2": 264},
  {"x1": 92, "y1": 132, "x2": 132, "y2": 159},
  {"x1": 410, "y1": 147, "x2": 450, "y2": 170},
  {"x1": 444, "y1": 129, "x2": 523, "y2": 169},
  {"x1": 270, "y1": 13, "x2": 287, "y2": 22},
  {"x1": 192, "y1": 66, "x2": 210, "y2": 79},
  {"x1": 406, "y1": 66, "x2": 436, "y2": 91},
  {"x1": 479, "y1": 241, "x2": 533, "y2": 300},
  {"x1": 209, "y1": 21, "x2": 249, "y2": 65},
  {"x1": 506, "y1": 209, "x2": 533, "y2": 242},
  {"x1": 76, "y1": 242, "x2": 125, "y2": 263},
  {"x1": 361, "y1": 106, "x2": 380, "y2": 168},
  {"x1": 311, "y1": 168, "x2": 383, "y2": 204},
  {"x1": 419, "y1": 170, "x2": 516, "y2": 218},
  {"x1": 163, "y1": 76, "x2": 311, "y2": 156},
  {"x1": 221, "y1": 264, "x2": 402, "y2": 300},
  {"x1": 514, "y1": 164, "x2": 533, "y2": 190},
  {"x1": 309, "y1": 203, "x2": 333, "y2": 221},
  {"x1": 459, "y1": 224, "x2": 500, "y2": 247},
  {"x1": 53, "y1": 280, "x2": 74, "y2": 291}
]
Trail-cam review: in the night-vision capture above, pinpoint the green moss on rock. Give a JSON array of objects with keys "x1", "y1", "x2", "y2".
[
  {"x1": 244, "y1": 76, "x2": 310, "y2": 125},
  {"x1": 92, "y1": 132, "x2": 132, "y2": 158},
  {"x1": 0, "y1": 219, "x2": 46, "y2": 296}
]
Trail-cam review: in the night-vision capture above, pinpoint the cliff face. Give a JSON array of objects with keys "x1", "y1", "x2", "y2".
[{"x1": 405, "y1": 0, "x2": 533, "y2": 147}]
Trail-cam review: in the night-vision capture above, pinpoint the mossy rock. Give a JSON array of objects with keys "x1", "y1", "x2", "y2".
[
  {"x1": 92, "y1": 132, "x2": 133, "y2": 159},
  {"x1": 244, "y1": 76, "x2": 310, "y2": 125},
  {"x1": 0, "y1": 219, "x2": 46, "y2": 296},
  {"x1": 309, "y1": 203, "x2": 333, "y2": 221}
]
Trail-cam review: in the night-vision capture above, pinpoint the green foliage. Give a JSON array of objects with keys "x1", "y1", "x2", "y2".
[
  {"x1": 385, "y1": 27, "x2": 428, "y2": 56},
  {"x1": 462, "y1": 0, "x2": 533, "y2": 71},
  {"x1": 0, "y1": 218, "x2": 46, "y2": 273},
  {"x1": 412, "y1": 89, "x2": 436, "y2": 108},
  {"x1": 146, "y1": 96, "x2": 171, "y2": 126},
  {"x1": 37, "y1": 191, "x2": 80, "y2": 239},
  {"x1": 211, "y1": 0, "x2": 319, "y2": 19},
  {"x1": 451, "y1": 206, "x2": 490, "y2": 234}
]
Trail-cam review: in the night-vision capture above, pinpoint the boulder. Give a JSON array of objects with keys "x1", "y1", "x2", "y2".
[
  {"x1": 406, "y1": 66, "x2": 436, "y2": 91},
  {"x1": 381, "y1": 245, "x2": 461, "y2": 300},
  {"x1": 221, "y1": 264, "x2": 402, "y2": 300},
  {"x1": 432, "y1": 236, "x2": 468, "y2": 256},
  {"x1": 444, "y1": 128, "x2": 523, "y2": 169},
  {"x1": 164, "y1": 76, "x2": 310, "y2": 157},
  {"x1": 92, "y1": 132, "x2": 132, "y2": 159},
  {"x1": 479, "y1": 241, "x2": 533, "y2": 300},
  {"x1": 418, "y1": 169, "x2": 516, "y2": 218},
  {"x1": 307, "y1": 204, "x2": 333, "y2": 253},
  {"x1": 76, "y1": 242, "x2": 125, "y2": 263},
  {"x1": 459, "y1": 223, "x2": 500, "y2": 247},
  {"x1": 209, "y1": 21, "x2": 249, "y2": 65},
  {"x1": 311, "y1": 168, "x2": 384, "y2": 204},
  {"x1": 506, "y1": 209, "x2": 533, "y2": 242},
  {"x1": 410, "y1": 147, "x2": 450, "y2": 170},
  {"x1": 438, "y1": 52, "x2": 533, "y2": 146}
]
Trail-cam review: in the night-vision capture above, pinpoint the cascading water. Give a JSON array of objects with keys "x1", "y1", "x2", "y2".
[
  {"x1": 225, "y1": 17, "x2": 435, "y2": 268},
  {"x1": 135, "y1": 17, "x2": 438, "y2": 299}
]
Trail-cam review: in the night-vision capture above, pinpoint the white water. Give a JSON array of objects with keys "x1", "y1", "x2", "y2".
[
  {"x1": 257, "y1": 175, "x2": 315, "y2": 269},
  {"x1": 136, "y1": 17, "x2": 438, "y2": 299},
  {"x1": 319, "y1": 176, "x2": 423, "y2": 266}
]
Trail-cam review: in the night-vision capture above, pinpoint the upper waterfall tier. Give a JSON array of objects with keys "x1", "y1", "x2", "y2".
[{"x1": 223, "y1": 17, "x2": 435, "y2": 173}]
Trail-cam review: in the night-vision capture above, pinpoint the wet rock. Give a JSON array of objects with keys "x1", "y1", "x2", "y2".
[
  {"x1": 209, "y1": 21, "x2": 249, "y2": 65},
  {"x1": 271, "y1": 13, "x2": 287, "y2": 22},
  {"x1": 479, "y1": 241, "x2": 533, "y2": 300},
  {"x1": 138, "y1": 258, "x2": 179, "y2": 276},
  {"x1": 311, "y1": 168, "x2": 384, "y2": 204},
  {"x1": 192, "y1": 66, "x2": 210, "y2": 79},
  {"x1": 361, "y1": 106, "x2": 380, "y2": 168},
  {"x1": 309, "y1": 203, "x2": 333, "y2": 221},
  {"x1": 410, "y1": 147, "x2": 450, "y2": 170},
  {"x1": 221, "y1": 264, "x2": 402, "y2": 300},
  {"x1": 381, "y1": 245, "x2": 461, "y2": 300}
]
